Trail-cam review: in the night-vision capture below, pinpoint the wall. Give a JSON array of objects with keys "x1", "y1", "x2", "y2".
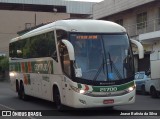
[
  {"x1": 0, "y1": 10, "x2": 70, "y2": 55},
  {"x1": 0, "y1": 0, "x2": 94, "y2": 14},
  {"x1": 93, "y1": 0, "x2": 156, "y2": 19},
  {"x1": 96, "y1": 1, "x2": 160, "y2": 38}
]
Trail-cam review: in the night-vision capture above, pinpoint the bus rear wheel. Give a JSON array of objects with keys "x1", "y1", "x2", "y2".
[
  {"x1": 16, "y1": 80, "x2": 19, "y2": 92},
  {"x1": 18, "y1": 81, "x2": 28, "y2": 100},
  {"x1": 53, "y1": 88, "x2": 63, "y2": 111}
]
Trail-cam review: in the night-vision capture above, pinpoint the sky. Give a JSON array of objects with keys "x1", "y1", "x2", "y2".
[{"x1": 65, "y1": 0, "x2": 104, "y2": 2}]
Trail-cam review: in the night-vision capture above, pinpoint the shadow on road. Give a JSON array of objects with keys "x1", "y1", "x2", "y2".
[{"x1": 21, "y1": 96, "x2": 126, "y2": 116}]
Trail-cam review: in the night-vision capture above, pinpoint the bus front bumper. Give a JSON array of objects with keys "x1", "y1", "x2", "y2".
[{"x1": 66, "y1": 89, "x2": 135, "y2": 108}]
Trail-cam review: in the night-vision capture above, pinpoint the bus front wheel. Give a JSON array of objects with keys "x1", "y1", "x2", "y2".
[{"x1": 53, "y1": 87, "x2": 63, "y2": 111}]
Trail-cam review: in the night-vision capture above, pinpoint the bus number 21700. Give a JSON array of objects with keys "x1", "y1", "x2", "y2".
[{"x1": 100, "y1": 87, "x2": 117, "y2": 92}]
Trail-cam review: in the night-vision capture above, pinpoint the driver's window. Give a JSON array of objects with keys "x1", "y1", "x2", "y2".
[
  {"x1": 56, "y1": 29, "x2": 67, "y2": 43},
  {"x1": 59, "y1": 43, "x2": 71, "y2": 77},
  {"x1": 56, "y1": 30, "x2": 70, "y2": 76},
  {"x1": 138, "y1": 73, "x2": 144, "y2": 79}
]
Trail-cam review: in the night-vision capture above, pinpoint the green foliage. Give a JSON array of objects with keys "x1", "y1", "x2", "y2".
[{"x1": 0, "y1": 56, "x2": 9, "y2": 71}]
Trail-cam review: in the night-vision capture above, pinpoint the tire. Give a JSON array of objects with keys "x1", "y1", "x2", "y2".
[
  {"x1": 16, "y1": 81, "x2": 21, "y2": 98},
  {"x1": 53, "y1": 87, "x2": 63, "y2": 111},
  {"x1": 18, "y1": 81, "x2": 28, "y2": 100},
  {"x1": 141, "y1": 85, "x2": 146, "y2": 95},
  {"x1": 16, "y1": 80, "x2": 19, "y2": 92},
  {"x1": 106, "y1": 106, "x2": 114, "y2": 110},
  {"x1": 150, "y1": 87, "x2": 159, "y2": 98}
]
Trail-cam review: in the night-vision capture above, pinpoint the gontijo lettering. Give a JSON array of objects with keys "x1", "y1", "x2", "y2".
[{"x1": 34, "y1": 63, "x2": 48, "y2": 72}]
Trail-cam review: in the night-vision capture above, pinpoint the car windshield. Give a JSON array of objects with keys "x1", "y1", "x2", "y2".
[
  {"x1": 135, "y1": 72, "x2": 146, "y2": 80},
  {"x1": 69, "y1": 33, "x2": 134, "y2": 81}
]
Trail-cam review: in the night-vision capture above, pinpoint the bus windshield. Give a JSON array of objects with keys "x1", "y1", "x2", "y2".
[{"x1": 69, "y1": 33, "x2": 134, "y2": 81}]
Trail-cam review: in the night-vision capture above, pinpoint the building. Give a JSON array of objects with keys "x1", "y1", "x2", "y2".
[
  {"x1": 93, "y1": 0, "x2": 160, "y2": 72},
  {"x1": 0, "y1": 0, "x2": 94, "y2": 56}
]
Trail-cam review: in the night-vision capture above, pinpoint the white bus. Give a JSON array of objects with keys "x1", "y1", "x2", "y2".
[{"x1": 9, "y1": 19, "x2": 144, "y2": 110}]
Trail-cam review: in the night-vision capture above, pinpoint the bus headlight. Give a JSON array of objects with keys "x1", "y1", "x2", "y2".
[
  {"x1": 9, "y1": 72, "x2": 15, "y2": 77},
  {"x1": 70, "y1": 85, "x2": 86, "y2": 94},
  {"x1": 126, "y1": 85, "x2": 136, "y2": 92}
]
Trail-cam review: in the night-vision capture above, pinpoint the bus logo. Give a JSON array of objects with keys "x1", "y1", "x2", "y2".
[{"x1": 34, "y1": 61, "x2": 52, "y2": 74}]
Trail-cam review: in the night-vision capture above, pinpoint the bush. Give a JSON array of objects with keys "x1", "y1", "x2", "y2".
[
  {"x1": 0, "y1": 56, "x2": 9, "y2": 71},
  {"x1": 0, "y1": 56, "x2": 9, "y2": 80}
]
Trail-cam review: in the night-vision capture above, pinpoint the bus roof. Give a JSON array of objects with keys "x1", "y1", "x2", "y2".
[{"x1": 10, "y1": 19, "x2": 126, "y2": 43}]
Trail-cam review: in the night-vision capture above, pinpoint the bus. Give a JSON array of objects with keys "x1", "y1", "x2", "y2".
[{"x1": 9, "y1": 19, "x2": 144, "y2": 110}]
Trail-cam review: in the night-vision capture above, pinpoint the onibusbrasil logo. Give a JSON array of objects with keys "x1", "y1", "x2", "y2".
[{"x1": 1, "y1": 111, "x2": 42, "y2": 117}]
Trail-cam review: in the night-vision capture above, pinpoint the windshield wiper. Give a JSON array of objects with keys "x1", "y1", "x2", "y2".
[
  {"x1": 93, "y1": 57, "x2": 106, "y2": 81},
  {"x1": 108, "y1": 52, "x2": 122, "y2": 79},
  {"x1": 93, "y1": 52, "x2": 123, "y2": 81}
]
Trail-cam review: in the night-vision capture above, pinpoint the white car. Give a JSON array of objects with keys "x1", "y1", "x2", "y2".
[{"x1": 135, "y1": 71, "x2": 151, "y2": 95}]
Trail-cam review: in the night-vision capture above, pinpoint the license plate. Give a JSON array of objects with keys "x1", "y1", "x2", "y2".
[{"x1": 103, "y1": 99, "x2": 114, "y2": 104}]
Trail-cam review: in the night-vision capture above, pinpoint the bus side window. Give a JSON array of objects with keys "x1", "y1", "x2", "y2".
[
  {"x1": 22, "y1": 38, "x2": 30, "y2": 58},
  {"x1": 10, "y1": 31, "x2": 58, "y2": 61},
  {"x1": 50, "y1": 31, "x2": 58, "y2": 62}
]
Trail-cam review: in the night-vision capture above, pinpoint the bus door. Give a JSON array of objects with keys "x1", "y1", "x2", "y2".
[
  {"x1": 59, "y1": 41, "x2": 73, "y2": 105},
  {"x1": 31, "y1": 70, "x2": 42, "y2": 97},
  {"x1": 32, "y1": 61, "x2": 51, "y2": 98},
  {"x1": 41, "y1": 74, "x2": 51, "y2": 100}
]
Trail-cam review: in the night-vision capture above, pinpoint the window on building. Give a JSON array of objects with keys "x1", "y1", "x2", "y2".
[
  {"x1": 115, "y1": 19, "x2": 123, "y2": 26},
  {"x1": 136, "y1": 12, "x2": 147, "y2": 29},
  {"x1": 159, "y1": 8, "x2": 160, "y2": 24},
  {"x1": 25, "y1": 23, "x2": 32, "y2": 29}
]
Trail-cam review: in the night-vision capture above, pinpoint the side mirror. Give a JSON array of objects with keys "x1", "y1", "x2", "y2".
[
  {"x1": 62, "y1": 39, "x2": 75, "y2": 60},
  {"x1": 130, "y1": 39, "x2": 144, "y2": 59},
  {"x1": 61, "y1": 39, "x2": 83, "y2": 78}
]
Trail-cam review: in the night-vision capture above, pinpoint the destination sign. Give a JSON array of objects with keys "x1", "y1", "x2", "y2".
[{"x1": 76, "y1": 35, "x2": 98, "y2": 40}]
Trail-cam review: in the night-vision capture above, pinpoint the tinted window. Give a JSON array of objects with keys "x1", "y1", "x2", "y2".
[{"x1": 9, "y1": 31, "x2": 57, "y2": 61}]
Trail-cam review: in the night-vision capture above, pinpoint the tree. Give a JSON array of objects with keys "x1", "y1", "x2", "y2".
[
  {"x1": 0, "y1": 56, "x2": 9, "y2": 71},
  {"x1": 0, "y1": 56, "x2": 9, "y2": 79}
]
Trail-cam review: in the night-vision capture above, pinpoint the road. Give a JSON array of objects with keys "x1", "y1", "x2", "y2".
[{"x1": 0, "y1": 81, "x2": 160, "y2": 119}]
